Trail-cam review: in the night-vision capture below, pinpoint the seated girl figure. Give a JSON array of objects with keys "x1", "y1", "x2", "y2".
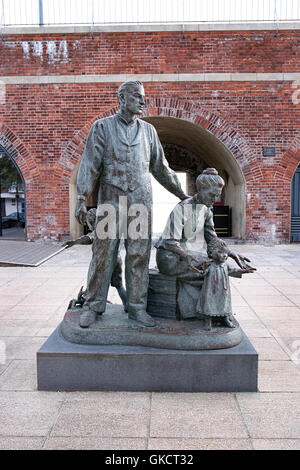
[{"x1": 197, "y1": 238, "x2": 255, "y2": 331}]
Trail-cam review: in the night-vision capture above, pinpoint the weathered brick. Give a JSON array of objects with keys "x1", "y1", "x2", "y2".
[{"x1": 0, "y1": 29, "x2": 299, "y2": 241}]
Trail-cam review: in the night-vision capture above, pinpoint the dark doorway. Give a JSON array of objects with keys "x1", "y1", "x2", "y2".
[
  {"x1": 291, "y1": 164, "x2": 300, "y2": 242},
  {"x1": 0, "y1": 146, "x2": 26, "y2": 239}
]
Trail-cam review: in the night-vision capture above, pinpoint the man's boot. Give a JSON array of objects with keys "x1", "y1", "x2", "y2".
[
  {"x1": 79, "y1": 306, "x2": 98, "y2": 328},
  {"x1": 128, "y1": 310, "x2": 156, "y2": 327}
]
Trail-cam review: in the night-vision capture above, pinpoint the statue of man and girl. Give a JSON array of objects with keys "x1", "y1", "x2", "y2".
[{"x1": 69, "y1": 80, "x2": 255, "y2": 329}]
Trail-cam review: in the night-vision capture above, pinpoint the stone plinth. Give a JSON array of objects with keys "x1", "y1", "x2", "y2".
[{"x1": 37, "y1": 306, "x2": 258, "y2": 392}]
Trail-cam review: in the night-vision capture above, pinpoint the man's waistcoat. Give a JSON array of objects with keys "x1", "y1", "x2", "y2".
[{"x1": 100, "y1": 115, "x2": 153, "y2": 193}]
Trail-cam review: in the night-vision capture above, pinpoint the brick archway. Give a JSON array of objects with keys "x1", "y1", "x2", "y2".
[
  {"x1": 274, "y1": 137, "x2": 300, "y2": 241},
  {"x1": 59, "y1": 99, "x2": 258, "y2": 239},
  {"x1": 58, "y1": 99, "x2": 260, "y2": 181},
  {"x1": 274, "y1": 137, "x2": 300, "y2": 182},
  {"x1": 0, "y1": 123, "x2": 40, "y2": 238},
  {"x1": 0, "y1": 122, "x2": 38, "y2": 182}
]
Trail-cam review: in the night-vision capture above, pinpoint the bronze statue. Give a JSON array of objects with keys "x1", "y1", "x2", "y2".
[
  {"x1": 75, "y1": 81, "x2": 187, "y2": 328},
  {"x1": 63, "y1": 208, "x2": 127, "y2": 310},
  {"x1": 61, "y1": 167, "x2": 256, "y2": 351},
  {"x1": 197, "y1": 237, "x2": 254, "y2": 330},
  {"x1": 155, "y1": 168, "x2": 255, "y2": 320}
]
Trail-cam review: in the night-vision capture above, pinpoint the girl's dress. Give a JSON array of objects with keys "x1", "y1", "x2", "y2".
[{"x1": 196, "y1": 261, "x2": 242, "y2": 317}]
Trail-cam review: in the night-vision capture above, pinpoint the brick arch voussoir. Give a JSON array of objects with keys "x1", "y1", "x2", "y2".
[
  {"x1": 274, "y1": 136, "x2": 300, "y2": 182},
  {"x1": 0, "y1": 122, "x2": 39, "y2": 183},
  {"x1": 58, "y1": 100, "x2": 260, "y2": 182}
]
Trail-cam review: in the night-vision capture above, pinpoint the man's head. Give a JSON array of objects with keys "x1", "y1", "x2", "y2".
[
  {"x1": 118, "y1": 81, "x2": 145, "y2": 116},
  {"x1": 195, "y1": 168, "x2": 224, "y2": 207}
]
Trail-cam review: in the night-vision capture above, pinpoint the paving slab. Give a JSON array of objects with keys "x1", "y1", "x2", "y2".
[
  {"x1": 285, "y1": 295, "x2": 300, "y2": 306},
  {"x1": 0, "y1": 391, "x2": 65, "y2": 437},
  {"x1": 0, "y1": 360, "x2": 37, "y2": 391},
  {"x1": 236, "y1": 393, "x2": 300, "y2": 439},
  {"x1": 0, "y1": 319, "x2": 43, "y2": 337},
  {"x1": 0, "y1": 243, "x2": 300, "y2": 449},
  {"x1": 147, "y1": 438, "x2": 253, "y2": 450},
  {"x1": 252, "y1": 439, "x2": 300, "y2": 450},
  {"x1": 252, "y1": 306, "x2": 300, "y2": 323},
  {"x1": 235, "y1": 286, "x2": 279, "y2": 295},
  {"x1": 260, "y1": 271, "x2": 298, "y2": 280},
  {"x1": 0, "y1": 437, "x2": 44, "y2": 450},
  {"x1": 232, "y1": 305, "x2": 257, "y2": 317},
  {"x1": 249, "y1": 337, "x2": 289, "y2": 361},
  {"x1": 268, "y1": 321, "x2": 300, "y2": 338},
  {"x1": 243, "y1": 296, "x2": 295, "y2": 308},
  {"x1": 3, "y1": 337, "x2": 47, "y2": 360},
  {"x1": 267, "y1": 279, "x2": 300, "y2": 287},
  {"x1": 43, "y1": 437, "x2": 147, "y2": 450},
  {"x1": 51, "y1": 392, "x2": 150, "y2": 438},
  {"x1": 278, "y1": 337, "x2": 300, "y2": 365},
  {"x1": 234, "y1": 318, "x2": 272, "y2": 338},
  {"x1": 258, "y1": 361, "x2": 300, "y2": 392},
  {"x1": 150, "y1": 393, "x2": 248, "y2": 439}
]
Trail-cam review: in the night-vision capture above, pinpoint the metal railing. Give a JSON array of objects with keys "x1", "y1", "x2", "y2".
[{"x1": 1, "y1": 0, "x2": 300, "y2": 27}]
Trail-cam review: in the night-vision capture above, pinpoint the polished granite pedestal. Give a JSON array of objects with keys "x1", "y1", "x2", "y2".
[{"x1": 37, "y1": 306, "x2": 258, "y2": 392}]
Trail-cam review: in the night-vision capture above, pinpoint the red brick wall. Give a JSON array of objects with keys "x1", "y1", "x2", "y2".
[
  {"x1": 1, "y1": 30, "x2": 299, "y2": 75},
  {"x1": 1, "y1": 29, "x2": 299, "y2": 242}
]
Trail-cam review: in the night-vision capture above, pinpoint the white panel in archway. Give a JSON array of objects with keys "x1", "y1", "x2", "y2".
[{"x1": 151, "y1": 172, "x2": 186, "y2": 234}]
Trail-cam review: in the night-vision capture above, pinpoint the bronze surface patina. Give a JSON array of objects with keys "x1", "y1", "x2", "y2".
[
  {"x1": 73, "y1": 81, "x2": 187, "y2": 328},
  {"x1": 61, "y1": 83, "x2": 255, "y2": 350}
]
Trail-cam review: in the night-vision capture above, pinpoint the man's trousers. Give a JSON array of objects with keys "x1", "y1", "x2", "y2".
[{"x1": 83, "y1": 183, "x2": 152, "y2": 314}]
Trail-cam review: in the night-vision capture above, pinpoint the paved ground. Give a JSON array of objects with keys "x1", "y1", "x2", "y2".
[
  {"x1": 0, "y1": 242, "x2": 300, "y2": 450},
  {"x1": 0, "y1": 240, "x2": 65, "y2": 266}
]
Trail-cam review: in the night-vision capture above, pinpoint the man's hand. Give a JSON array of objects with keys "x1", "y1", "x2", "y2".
[
  {"x1": 229, "y1": 250, "x2": 256, "y2": 270},
  {"x1": 62, "y1": 240, "x2": 75, "y2": 248},
  {"x1": 75, "y1": 200, "x2": 88, "y2": 225}
]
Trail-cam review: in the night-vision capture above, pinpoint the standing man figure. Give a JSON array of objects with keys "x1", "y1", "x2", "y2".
[{"x1": 76, "y1": 81, "x2": 187, "y2": 328}]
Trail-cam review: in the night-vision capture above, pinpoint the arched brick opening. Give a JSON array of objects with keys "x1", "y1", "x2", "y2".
[
  {"x1": 275, "y1": 137, "x2": 300, "y2": 241},
  {"x1": 0, "y1": 123, "x2": 37, "y2": 181},
  {"x1": 0, "y1": 123, "x2": 39, "y2": 238},
  {"x1": 275, "y1": 137, "x2": 300, "y2": 182},
  {"x1": 58, "y1": 99, "x2": 259, "y2": 240}
]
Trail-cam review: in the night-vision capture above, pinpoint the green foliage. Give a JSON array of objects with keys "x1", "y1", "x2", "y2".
[{"x1": 0, "y1": 153, "x2": 24, "y2": 192}]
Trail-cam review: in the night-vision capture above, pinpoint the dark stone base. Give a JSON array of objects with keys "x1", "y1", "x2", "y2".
[
  {"x1": 60, "y1": 304, "x2": 243, "y2": 350},
  {"x1": 37, "y1": 325, "x2": 258, "y2": 392}
]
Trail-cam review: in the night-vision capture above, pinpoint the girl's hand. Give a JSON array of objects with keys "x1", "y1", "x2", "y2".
[{"x1": 241, "y1": 267, "x2": 256, "y2": 274}]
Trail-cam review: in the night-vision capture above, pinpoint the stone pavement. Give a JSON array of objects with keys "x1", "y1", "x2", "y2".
[
  {"x1": 0, "y1": 242, "x2": 300, "y2": 450},
  {"x1": 0, "y1": 240, "x2": 65, "y2": 266}
]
